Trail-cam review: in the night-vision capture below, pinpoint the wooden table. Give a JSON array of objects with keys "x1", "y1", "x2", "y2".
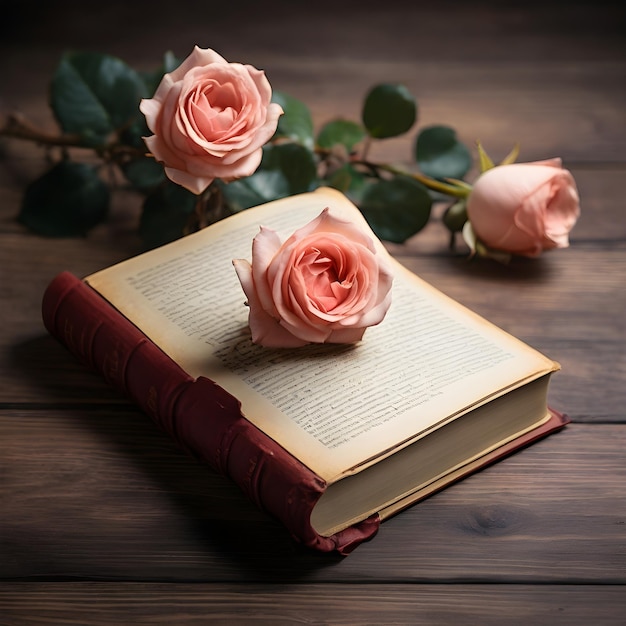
[{"x1": 1, "y1": 2, "x2": 625, "y2": 623}]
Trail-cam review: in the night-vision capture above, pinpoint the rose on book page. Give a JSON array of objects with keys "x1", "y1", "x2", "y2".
[{"x1": 233, "y1": 207, "x2": 394, "y2": 348}]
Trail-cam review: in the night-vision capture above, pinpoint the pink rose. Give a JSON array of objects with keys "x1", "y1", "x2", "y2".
[
  {"x1": 139, "y1": 46, "x2": 283, "y2": 195},
  {"x1": 233, "y1": 208, "x2": 394, "y2": 348},
  {"x1": 466, "y1": 159, "x2": 580, "y2": 257}
]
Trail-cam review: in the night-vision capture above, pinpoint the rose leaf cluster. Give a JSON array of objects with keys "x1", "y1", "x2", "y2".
[
  {"x1": 2, "y1": 45, "x2": 580, "y2": 261},
  {"x1": 1, "y1": 46, "x2": 477, "y2": 247}
]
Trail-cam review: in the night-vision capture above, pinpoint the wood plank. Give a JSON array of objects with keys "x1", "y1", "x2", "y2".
[
  {"x1": 1, "y1": 5, "x2": 624, "y2": 182},
  {"x1": 520, "y1": 339, "x2": 626, "y2": 423},
  {"x1": 2, "y1": 413, "x2": 624, "y2": 582},
  {"x1": 268, "y1": 58, "x2": 626, "y2": 165},
  {"x1": 0, "y1": 583, "x2": 625, "y2": 626},
  {"x1": 5, "y1": 0, "x2": 624, "y2": 61},
  {"x1": 565, "y1": 167, "x2": 626, "y2": 242}
]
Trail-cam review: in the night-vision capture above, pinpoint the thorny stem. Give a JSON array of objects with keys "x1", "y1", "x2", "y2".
[
  {"x1": 360, "y1": 135, "x2": 373, "y2": 161},
  {"x1": 449, "y1": 231, "x2": 457, "y2": 251},
  {"x1": 194, "y1": 193, "x2": 209, "y2": 230},
  {"x1": 373, "y1": 163, "x2": 471, "y2": 198},
  {"x1": 0, "y1": 113, "x2": 145, "y2": 163},
  {"x1": 0, "y1": 113, "x2": 84, "y2": 147},
  {"x1": 4, "y1": 112, "x2": 471, "y2": 211},
  {"x1": 188, "y1": 184, "x2": 227, "y2": 233},
  {"x1": 205, "y1": 184, "x2": 226, "y2": 223},
  {"x1": 310, "y1": 143, "x2": 471, "y2": 200}
]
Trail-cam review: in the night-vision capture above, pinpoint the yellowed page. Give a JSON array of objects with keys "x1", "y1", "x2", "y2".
[{"x1": 87, "y1": 188, "x2": 557, "y2": 481}]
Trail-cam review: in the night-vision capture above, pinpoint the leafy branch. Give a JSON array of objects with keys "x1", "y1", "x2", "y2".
[{"x1": 0, "y1": 50, "x2": 475, "y2": 247}]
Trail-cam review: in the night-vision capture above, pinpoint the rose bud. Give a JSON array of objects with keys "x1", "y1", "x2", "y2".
[{"x1": 466, "y1": 159, "x2": 580, "y2": 257}]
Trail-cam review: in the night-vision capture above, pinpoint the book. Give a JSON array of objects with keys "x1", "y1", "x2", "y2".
[{"x1": 42, "y1": 187, "x2": 569, "y2": 554}]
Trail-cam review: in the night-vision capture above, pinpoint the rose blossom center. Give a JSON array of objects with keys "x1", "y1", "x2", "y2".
[
  {"x1": 298, "y1": 246, "x2": 353, "y2": 313},
  {"x1": 187, "y1": 80, "x2": 242, "y2": 138},
  {"x1": 544, "y1": 176, "x2": 579, "y2": 237}
]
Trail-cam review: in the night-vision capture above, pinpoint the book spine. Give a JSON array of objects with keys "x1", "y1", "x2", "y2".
[{"x1": 41, "y1": 272, "x2": 380, "y2": 554}]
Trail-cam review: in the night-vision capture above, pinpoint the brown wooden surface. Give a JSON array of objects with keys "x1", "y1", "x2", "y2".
[{"x1": 1, "y1": 1, "x2": 625, "y2": 624}]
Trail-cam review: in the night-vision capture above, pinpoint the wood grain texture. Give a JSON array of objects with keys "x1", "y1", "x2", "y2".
[
  {"x1": 2, "y1": 411, "x2": 624, "y2": 582},
  {"x1": 1, "y1": 583, "x2": 625, "y2": 626},
  {"x1": 0, "y1": 0, "x2": 624, "y2": 620}
]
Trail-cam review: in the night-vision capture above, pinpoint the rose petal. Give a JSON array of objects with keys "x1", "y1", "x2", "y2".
[
  {"x1": 163, "y1": 167, "x2": 213, "y2": 195},
  {"x1": 544, "y1": 172, "x2": 580, "y2": 247},
  {"x1": 232, "y1": 259, "x2": 309, "y2": 348},
  {"x1": 249, "y1": 226, "x2": 282, "y2": 316},
  {"x1": 467, "y1": 161, "x2": 580, "y2": 257},
  {"x1": 169, "y1": 46, "x2": 228, "y2": 84},
  {"x1": 326, "y1": 326, "x2": 367, "y2": 344},
  {"x1": 139, "y1": 46, "x2": 283, "y2": 194}
]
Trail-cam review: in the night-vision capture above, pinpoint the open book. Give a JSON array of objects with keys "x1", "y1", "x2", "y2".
[{"x1": 43, "y1": 187, "x2": 567, "y2": 552}]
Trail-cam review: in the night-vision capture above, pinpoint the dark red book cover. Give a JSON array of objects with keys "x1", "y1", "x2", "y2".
[{"x1": 42, "y1": 271, "x2": 569, "y2": 554}]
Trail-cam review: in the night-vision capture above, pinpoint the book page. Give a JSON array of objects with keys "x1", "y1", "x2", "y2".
[{"x1": 87, "y1": 187, "x2": 557, "y2": 481}]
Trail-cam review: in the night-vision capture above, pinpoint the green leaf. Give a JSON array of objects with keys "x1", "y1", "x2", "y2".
[
  {"x1": 362, "y1": 84, "x2": 417, "y2": 139},
  {"x1": 476, "y1": 141, "x2": 495, "y2": 172},
  {"x1": 121, "y1": 157, "x2": 165, "y2": 191},
  {"x1": 121, "y1": 53, "x2": 181, "y2": 149},
  {"x1": 50, "y1": 51, "x2": 148, "y2": 145},
  {"x1": 140, "y1": 50, "x2": 183, "y2": 98},
  {"x1": 317, "y1": 119, "x2": 367, "y2": 152},
  {"x1": 140, "y1": 70, "x2": 163, "y2": 100},
  {"x1": 18, "y1": 161, "x2": 109, "y2": 236},
  {"x1": 220, "y1": 171, "x2": 290, "y2": 212},
  {"x1": 359, "y1": 176, "x2": 432, "y2": 243},
  {"x1": 139, "y1": 181, "x2": 196, "y2": 249},
  {"x1": 415, "y1": 126, "x2": 472, "y2": 180},
  {"x1": 222, "y1": 143, "x2": 319, "y2": 211},
  {"x1": 261, "y1": 143, "x2": 318, "y2": 193},
  {"x1": 119, "y1": 117, "x2": 150, "y2": 150},
  {"x1": 163, "y1": 50, "x2": 182, "y2": 74},
  {"x1": 272, "y1": 91, "x2": 315, "y2": 150},
  {"x1": 325, "y1": 163, "x2": 368, "y2": 197},
  {"x1": 462, "y1": 222, "x2": 511, "y2": 264},
  {"x1": 500, "y1": 143, "x2": 520, "y2": 165}
]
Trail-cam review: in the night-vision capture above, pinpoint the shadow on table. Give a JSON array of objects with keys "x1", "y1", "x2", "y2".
[{"x1": 9, "y1": 335, "x2": 346, "y2": 581}]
